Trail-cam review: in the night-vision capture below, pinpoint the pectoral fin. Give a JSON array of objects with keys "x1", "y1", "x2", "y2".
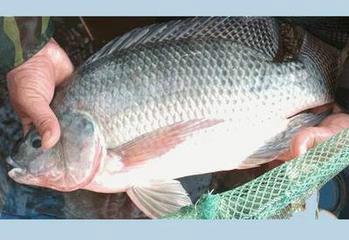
[
  {"x1": 126, "y1": 179, "x2": 192, "y2": 219},
  {"x1": 110, "y1": 119, "x2": 222, "y2": 169}
]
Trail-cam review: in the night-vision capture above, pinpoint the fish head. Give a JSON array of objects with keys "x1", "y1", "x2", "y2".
[
  {"x1": 7, "y1": 111, "x2": 104, "y2": 192},
  {"x1": 8, "y1": 129, "x2": 60, "y2": 176}
]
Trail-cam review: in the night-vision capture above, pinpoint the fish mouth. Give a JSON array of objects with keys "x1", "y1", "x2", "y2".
[{"x1": 6, "y1": 156, "x2": 21, "y2": 169}]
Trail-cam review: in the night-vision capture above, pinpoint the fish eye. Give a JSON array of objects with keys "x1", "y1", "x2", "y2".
[{"x1": 31, "y1": 138, "x2": 42, "y2": 149}]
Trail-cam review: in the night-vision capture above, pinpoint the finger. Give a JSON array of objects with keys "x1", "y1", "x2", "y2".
[
  {"x1": 290, "y1": 127, "x2": 333, "y2": 158},
  {"x1": 22, "y1": 124, "x2": 32, "y2": 135},
  {"x1": 26, "y1": 101, "x2": 61, "y2": 149},
  {"x1": 19, "y1": 115, "x2": 33, "y2": 135},
  {"x1": 291, "y1": 127, "x2": 316, "y2": 157}
]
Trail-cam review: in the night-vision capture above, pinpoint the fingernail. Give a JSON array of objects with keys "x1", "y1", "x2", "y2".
[
  {"x1": 299, "y1": 145, "x2": 307, "y2": 155},
  {"x1": 42, "y1": 130, "x2": 52, "y2": 149}
]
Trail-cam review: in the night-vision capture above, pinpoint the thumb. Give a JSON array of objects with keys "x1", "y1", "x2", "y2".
[
  {"x1": 290, "y1": 127, "x2": 332, "y2": 157},
  {"x1": 28, "y1": 101, "x2": 61, "y2": 149}
]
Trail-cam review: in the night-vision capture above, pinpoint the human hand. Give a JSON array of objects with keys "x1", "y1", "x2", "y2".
[
  {"x1": 279, "y1": 105, "x2": 349, "y2": 161},
  {"x1": 6, "y1": 38, "x2": 73, "y2": 149}
]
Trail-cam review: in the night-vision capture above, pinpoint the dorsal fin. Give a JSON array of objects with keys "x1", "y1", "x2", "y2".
[{"x1": 83, "y1": 17, "x2": 280, "y2": 66}]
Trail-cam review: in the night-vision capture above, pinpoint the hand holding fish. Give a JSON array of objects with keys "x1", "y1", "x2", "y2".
[
  {"x1": 5, "y1": 18, "x2": 343, "y2": 218},
  {"x1": 6, "y1": 39, "x2": 73, "y2": 149},
  {"x1": 280, "y1": 105, "x2": 349, "y2": 161},
  {"x1": 280, "y1": 58, "x2": 349, "y2": 161}
]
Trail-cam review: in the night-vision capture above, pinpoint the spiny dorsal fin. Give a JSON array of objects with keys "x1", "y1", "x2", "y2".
[{"x1": 83, "y1": 17, "x2": 280, "y2": 66}]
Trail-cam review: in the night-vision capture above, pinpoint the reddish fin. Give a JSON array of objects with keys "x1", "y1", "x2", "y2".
[
  {"x1": 127, "y1": 179, "x2": 192, "y2": 218},
  {"x1": 109, "y1": 119, "x2": 223, "y2": 168}
]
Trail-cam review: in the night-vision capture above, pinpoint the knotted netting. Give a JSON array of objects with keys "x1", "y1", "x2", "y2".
[{"x1": 165, "y1": 128, "x2": 349, "y2": 219}]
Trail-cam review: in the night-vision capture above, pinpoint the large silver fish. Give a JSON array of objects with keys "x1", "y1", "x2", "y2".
[{"x1": 6, "y1": 17, "x2": 341, "y2": 218}]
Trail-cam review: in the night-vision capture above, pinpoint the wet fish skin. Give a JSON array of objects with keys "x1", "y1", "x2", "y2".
[
  {"x1": 60, "y1": 38, "x2": 334, "y2": 147},
  {"x1": 7, "y1": 18, "x2": 341, "y2": 218}
]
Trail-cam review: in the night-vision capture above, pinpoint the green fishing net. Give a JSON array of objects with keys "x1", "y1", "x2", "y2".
[{"x1": 165, "y1": 128, "x2": 349, "y2": 219}]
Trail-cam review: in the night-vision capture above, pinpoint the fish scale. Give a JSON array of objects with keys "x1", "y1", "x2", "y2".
[
  {"x1": 8, "y1": 17, "x2": 341, "y2": 218},
  {"x1": 54, "y1": 38, "x2": 331, "y2": 148}
]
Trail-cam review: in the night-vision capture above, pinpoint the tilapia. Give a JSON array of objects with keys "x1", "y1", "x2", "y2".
[{"x1": 6, "y1": 17, "x2": 341, "y2": 218}]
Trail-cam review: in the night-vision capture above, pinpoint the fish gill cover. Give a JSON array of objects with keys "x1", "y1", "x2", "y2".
[{"x1": 0, "y1": 17, "x2": 349, "y2": 219}]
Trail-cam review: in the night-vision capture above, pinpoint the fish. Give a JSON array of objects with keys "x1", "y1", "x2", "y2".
[
  {"x1": 0, "y1": 50, "x2": 148, "y2": 221},
  {"x1": 6, "y1": 17, "x2": 342, "y2": 218}
]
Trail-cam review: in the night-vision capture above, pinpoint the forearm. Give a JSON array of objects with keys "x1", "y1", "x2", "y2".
[
  {"x1": 2, "y1": 17, "x2": 73, "y2": 149},
  {"x1": 7, "y1": 38, "x2": 74, "y2": 88},
  {"x1": 0, "y1": 17, "x2": 54, "y2": 75}
]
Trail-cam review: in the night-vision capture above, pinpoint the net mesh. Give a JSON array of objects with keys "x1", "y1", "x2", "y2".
[
  {"x1": 280, "y1": 17, "x2": 349, "y2": 50},
  {"x1": 165, "y1": 128, "x2": 349, "y2": 219}
]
